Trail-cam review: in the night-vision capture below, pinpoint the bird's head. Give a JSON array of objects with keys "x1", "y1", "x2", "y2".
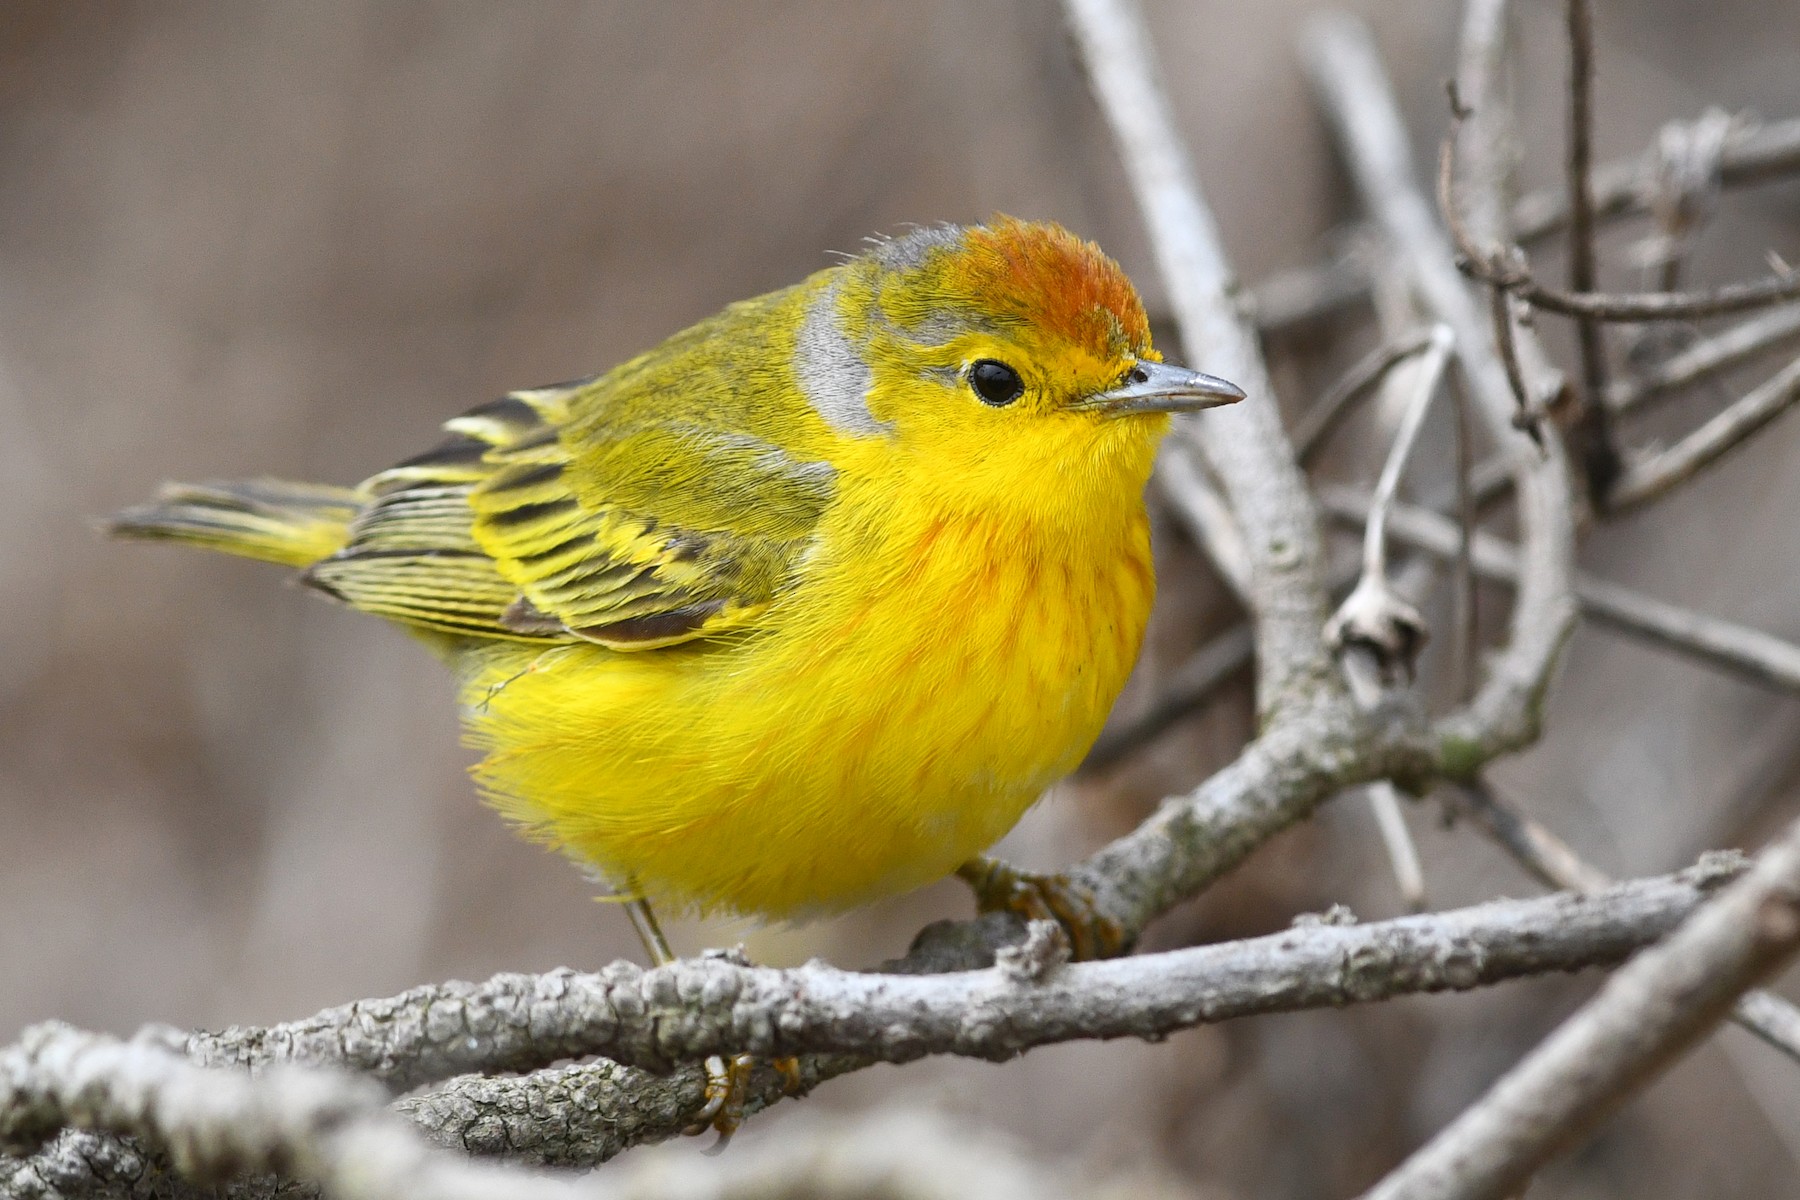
[{"x1": 798, "y1": 218, "x2": 1242, "y2": 507}]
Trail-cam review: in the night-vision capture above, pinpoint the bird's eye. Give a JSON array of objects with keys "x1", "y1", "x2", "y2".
[{"x1": 968, "y1": 359, "x2": 1025, "y2": 407}]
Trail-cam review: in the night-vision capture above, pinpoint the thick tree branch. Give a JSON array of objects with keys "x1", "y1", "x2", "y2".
[
  {"x1": 0, "y1": 1034, "x2": 1113, "y2": 1200},
  {"x1": 0, "y1": 865, "x2": 1756, "y2": 1196}
]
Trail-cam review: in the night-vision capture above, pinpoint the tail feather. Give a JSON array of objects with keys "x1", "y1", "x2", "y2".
[{"x1": 108, "y1": 478, "x2": 364, "y2": 568}]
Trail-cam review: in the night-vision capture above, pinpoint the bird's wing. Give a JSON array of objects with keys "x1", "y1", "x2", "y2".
[{"x1": 303, "y1": 370, "x2": 836, "y2": 649}]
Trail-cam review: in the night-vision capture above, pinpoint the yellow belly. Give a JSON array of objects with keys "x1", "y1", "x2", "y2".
[{"x1": 459, "y1": 499, "x2": 1154, "y2": 920}]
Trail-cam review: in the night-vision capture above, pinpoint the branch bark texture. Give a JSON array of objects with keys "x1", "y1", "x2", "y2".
[{"x1": 1364, "y1": 818, "x2": 1800, "y2": 1200}]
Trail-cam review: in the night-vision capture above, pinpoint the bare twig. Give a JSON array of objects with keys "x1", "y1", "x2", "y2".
[
  {"x1": 1067, "y1": 0, "x2": 1336, "y2": 716},
  {"x1": 1607, "y1": 354, "x2": 1800, "y2": 513},
  {"x1": 1295, "y1": 328, "x2": 1443, "y2": 463},
  {"x1": 1303, "y1": 8, "x2": 1579, "y2": 768},
  {"x1": 1453, "y1": 780, "x2": 1800, "y2": 1066},
  {"x1": 1367, "y1": 785, "x2": 1429, "y2": 913},
  {"x1": 1514, "y1": 114, "x2": 1800, "y2": 243},
  {"x1": 1464, "y1": 253, "x2": 1800, "y2": 322},
  {"x1": 1438, "y1": 71, "x2": 1800, "y2": 328},
  {"x1": 1563, "y1": 0, "x2": 1623, "y2": 501},
  {"x1": 1450, "y1": 778, "x2": 1615, "y2": 894},
  {"x1": 1080, "y1": 622, "x2": 1255, "y2": 773},
  {"x1": 1607, "y1": 303, "x2": 1800, "y2": 416},
  {"x1": 1319, "y1": 486, "x2": 1800, "y2": 695},
  {"x1": 1451, "y1": 386, "x2": 1478, "y2": 701},
  {"x1": 1293, "y1": 114, "x2": 1800, "y2": 331},
  {"x1": 1358, "y1": 326, "x2": 1456, "y2": 587},
  {"x1": 1363, "y1": 814, "x2": 1800, "y2": 1200},
  {"x1": 1325, "y1": 326, "x2": 1454, "y2": 679},
  {"x1": 1154, "y1": 445, "x2": 1253, "y2": 601}
]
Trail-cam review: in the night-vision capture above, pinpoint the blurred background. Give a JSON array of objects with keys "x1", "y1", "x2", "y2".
[{"x1": 2, "y1": 2, "x2": 1798, "y2": 1196}]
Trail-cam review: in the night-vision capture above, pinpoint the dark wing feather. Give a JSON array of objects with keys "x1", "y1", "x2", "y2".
[{"x1": 302, "y1": 368, "x2": 834, "y2": 648}]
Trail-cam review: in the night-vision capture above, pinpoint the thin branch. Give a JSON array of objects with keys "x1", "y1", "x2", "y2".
[
  {"x1": 1361, "y1": 326, "x2": 1456, "y2": 583},
  {"x1": 1451, "y1": 386, "x2": 1479, "y2": 701},
  {"x1": 1066, "y1": 0, "x2": 1337, "y2": 716},
  {"x1": 1607, "y1": 303, "x2": 1800, "y2": 416},
  {"x1": 1514, "y1": 114, "x2": 1800, "y2": 242},
  {"x1": 1079, "y1": 622, "x2": 1255, "y2": 773},
  {"x1": 1483, "y1": 276, "x2": 1540, "y2": 436},
  {"x1": 1453, "y1": 780, "x2": 1800, "y2": 1066},
  {"x1": 1302, "y1": 8, "x2": 1579, "y2": 766},
  {"x1": 1362, "y1": 813, "x2": 1800, "y2": 1200},
  {"x1": 1368, "y1": 785, "x2": 1429, "y2": 912},
  {"x1": 1325, "y1": 325, "x2": 1451, "y2": 905},
  {"x1": 1564, "y1": 0, "x2": 1623, "y2": 501},
  {"x1": 1319, "y1": 485, "x2": 1800, "y2": 695},
  {"x1": 1153, "y1": 445, "x2": 1253, "y2": 602},
  {"x1": 1293, "y1": 113, "x2": 1800, "y2": 331},
  {"x1": 1607, "y1": 354, "x2": 1800, "y2": 513},
  {"x1": 1324, "y1": 326, "x2": 1454, "y2": 679},
  {"x1": 1244, "y1": 248, "x2": 1372, "y2": 334},
  {"x1": 1465, "y1": 253, "x2": 1800, "y2": 322},
  {"x1": 1449, "y1": 778, "x2": 1614, "y2": 894},
  {"x1": 1294, "y1": 328, "x2": 1443, "y2": 463}
]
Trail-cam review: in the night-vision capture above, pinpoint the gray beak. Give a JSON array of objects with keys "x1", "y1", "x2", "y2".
[{"x1": 1084, "y1": 361, "x2": 1246, "y2": 417}]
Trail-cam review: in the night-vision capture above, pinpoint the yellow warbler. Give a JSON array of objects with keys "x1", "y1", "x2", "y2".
[{"x1": 112, "y1": 218, "x2": 1241, "y2": 928}]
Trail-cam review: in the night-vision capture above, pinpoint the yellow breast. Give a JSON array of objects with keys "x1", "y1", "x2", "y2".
[{"x1": 460, "y1": 437, "x2": 1157, "y2": 921}]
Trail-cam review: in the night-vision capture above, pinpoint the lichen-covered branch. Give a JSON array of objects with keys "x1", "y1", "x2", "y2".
[
  {"x1": 0, "y1": 1034, "x2": 1116, "y2": 1200},
  {"x1": 0, "y1": 866, "x2": 1752, "y2": 1195}
]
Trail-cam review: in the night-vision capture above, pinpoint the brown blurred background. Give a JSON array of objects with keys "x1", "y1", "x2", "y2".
[{"x1": 2, "y1": 2, "x2": 1798, "y2": 1196}]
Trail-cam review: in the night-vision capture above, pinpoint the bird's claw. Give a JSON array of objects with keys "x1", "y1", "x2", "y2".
[
  {"x1": 955, "y1": 856, "x2": 1129, "y2": 961},
  {"x1": 685, "y1": 1052, "x2": 805, "y2": 1143}
]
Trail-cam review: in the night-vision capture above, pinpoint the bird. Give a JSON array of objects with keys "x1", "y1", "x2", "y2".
[{"x1": 111, "y1": 216, "x2": 1242, "y2": 1129}]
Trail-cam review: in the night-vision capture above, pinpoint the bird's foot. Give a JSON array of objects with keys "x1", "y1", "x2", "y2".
[
  {"x1": 686, "y1": 1053, "x2": 805, "y2": 1143},
  {"x1": 618, "y1": 896, "x2": 805, "y2": 1142},
  {"x1": 955, "y1": 856, "x2": 1129, "y2": 961}
]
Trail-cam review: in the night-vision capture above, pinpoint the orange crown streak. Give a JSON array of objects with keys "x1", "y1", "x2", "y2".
[{"x1": 955, "y1": 217, "x2": 1152, "y2": 358}]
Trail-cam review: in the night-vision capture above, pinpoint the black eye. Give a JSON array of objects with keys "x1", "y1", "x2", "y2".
[{"x1": 968, "y1": 359, "x2": 1024, "y2": 407}]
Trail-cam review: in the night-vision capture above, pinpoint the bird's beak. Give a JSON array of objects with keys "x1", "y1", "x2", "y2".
[{"x1": 1083, "y1": 361, "x2": 1246, "y2": 417}]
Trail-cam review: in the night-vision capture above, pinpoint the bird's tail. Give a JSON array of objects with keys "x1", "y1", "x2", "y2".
[{"x1": 107, "y1": 478, "x2": 364, "y2": 568}]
